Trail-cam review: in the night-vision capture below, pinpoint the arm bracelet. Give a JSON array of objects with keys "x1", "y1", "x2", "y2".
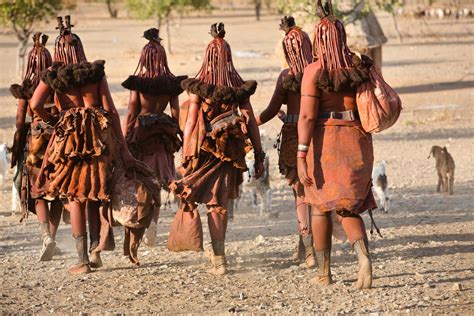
[
  {"x1": 297, "y1": 144, "x2": 309, "y2": 152},
  {"x1": 297, "y1": 151, "x2": 308, "y2": 159}
]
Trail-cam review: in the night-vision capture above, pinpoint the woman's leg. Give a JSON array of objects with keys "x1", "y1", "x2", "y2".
[
  {"x1": 311, "y1": 208, "x2": 333, "y2": 285},
  {"x1": 295, "y1": 195, "x2": 315, "y2": 268},
  {"x1": 144, "y1": 204, "x2": 160, "y2": 246},
  {"x1": 86, "y1": 200, "x2": 102, "y2": 268},
  {"x1": 336, "y1": 211, "x2": 372, "y2": 289},
  {"x1": 68, "y1": 200, "x2": 90, "y2": 274},
  {"x1": 35, "y1": 199, "x2": 56, "y2": 261},
  {"x1": 49, "y1": 199, "x2": 63, "y2": 240},
  {"x1": 207, "y1": 207, "x2": 227, "y2": 275}
]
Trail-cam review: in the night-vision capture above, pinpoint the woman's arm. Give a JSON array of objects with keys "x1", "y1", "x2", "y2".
[
  {"x1": 240, "y1": 99, "x2": 264, "y2": 179},
  {"x1": 11, "y1": 98, "x2": 28, "y2": 168},
  {"x1": 99, "y1": 77, "x2": 136, "y2": 165},
  {"x1": 182, "y1": 93, "x2": 199, "y2": 161},
  {"x1": 257, "y1": 71, "x2": 287, "y2": 125},
  {"x1": 15, "y1": 99, "x2": 27, "y2": 130},
  {"x1": 170, "y1": 95, "x2": 180, "y2": 122},
  {"x1": 30, "y1": 81, "x2": 55, "y2": 123},
  {"x1": 123, "y1": 90, "x2": 140, "y2": 136},
  {"x1": 297, "y1": 65, "x2": 320, "y2": 186}
]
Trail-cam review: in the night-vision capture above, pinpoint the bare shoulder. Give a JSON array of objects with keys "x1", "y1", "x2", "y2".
[{"x1": 303, "y1": 62, "x2": 320, "y2": 78}]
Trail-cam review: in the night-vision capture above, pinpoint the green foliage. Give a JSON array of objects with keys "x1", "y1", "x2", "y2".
[
  {"x1": 374, "y1": 0, "x2": 403, "y2": 15},
  {"x1": 274, "y1": 0, "x2": 403, "y2": 24},
  {"x1": 0, "y1": 0, "x2": 62, "y2": 38},
  {"x1": 126, "y1": 0, "x2": 211, "y2": 20}
]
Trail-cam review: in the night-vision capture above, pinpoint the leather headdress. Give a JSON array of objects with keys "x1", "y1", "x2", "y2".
[
  {"x1": 312, "y1": 0, "x2": 371, "y2": 91},
  {"x1": 54, "y1": 15, "x2": 87, "y2": 64},
  {"x1": 10, "y1": 32, "x2": 52, "y2": 99},
  {"x1": 195, "y1": 22, "x2": 244, "y2": 88},
  {"x1": 281, "y1": 16, "x2": 312, "y2": 77},
  {"x1": 133, "y1": 28, "x2": 174, "y2": 78}
]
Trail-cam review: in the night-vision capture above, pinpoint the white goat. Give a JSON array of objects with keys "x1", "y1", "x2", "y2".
[{"x1": 372, "y1": 160, "x2": 389, "y2": 213}]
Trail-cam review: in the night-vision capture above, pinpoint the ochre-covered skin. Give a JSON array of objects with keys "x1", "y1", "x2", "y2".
[
  {"x1": 298, "y1": 7, "x2": 375, "y2": 288},
  {"x1": 172, "y1": 97, "x2": 252, "y2": 213},
  {"x1": 298, "y1": 62, "x2": 376, "y2": 214},
  {"x1": 258, "y1": 69, "x2": 304, "y2": 195},
  {"x1": 123, "y1": 31, "x2": 185, "y2": 191},
  {"x1": 257, "y1": 22, "x2": 313, "y2": 248}
]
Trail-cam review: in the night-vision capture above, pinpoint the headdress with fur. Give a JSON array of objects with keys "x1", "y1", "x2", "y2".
[
  {"x1": 280, "y1": 16, "x2": 313, "y2": 92},
  {"x1": 121, "y1": 28, "x2": 187, "y2": 96},
  {"x1": 181, "y1": 23, "x2": 257, "y2": 104},
  {"x1": 313, "y1": 0, "x2": 371, "y2": 92},
  {"x1": 10, "y1": 32, "x2": 52, "y2": 100},
  {"x1": 41, "y1": 16, "x2": 107, "y2": 92}
]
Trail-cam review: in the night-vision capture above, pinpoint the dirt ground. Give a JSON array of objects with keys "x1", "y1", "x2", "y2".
[{"x1": 0, "y1": 4, "x2": 473, "y2": 314}]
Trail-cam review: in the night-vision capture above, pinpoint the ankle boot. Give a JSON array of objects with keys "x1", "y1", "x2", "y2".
[
  {"x1": 143, "y1": 221, "x2": 157, "y2": 247},
  {"x1": 39, "y1": 222, "x2": 56, "y2": 262},
  {"x1": 208, "y1": 240, "x2": 227, "y2": 275},
  {"x1": 302, "y1": 235, "x2": 316, "y2": 268},
  {"x1": 313, "y1": 249, "x2": 332, "y2": 285},
  {"x1": 89, "y1": 235, "x2": 102, "y2": 269},
  {"x1": 291, "y1": 235, "x2": 305, "y2": 261},
  {"x1": 68, "y1": 235, "x2": 91, "y2": 275},
  {"x1": 353, "y1": 239, "x2": 372, "y2": 289}
]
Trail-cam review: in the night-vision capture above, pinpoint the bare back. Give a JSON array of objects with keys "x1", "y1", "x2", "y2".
[
  {"x1": 138, "y1": 93, "x2": 172, "y2": 115},
  {"x1": 55, "y1": 82, "x2": 102, "y2": 111}
]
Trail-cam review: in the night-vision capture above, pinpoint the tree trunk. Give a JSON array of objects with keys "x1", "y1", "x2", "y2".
[
  {"x1": 157, "y1": 15, "x2": 161, "y2": 29},
  {"x1": 166, "y1": 17, "x2": 172, "y2": 54},
  {"x1": 391, "y1": 13, "x2": 403, "y2": 43},
  {"x1": 17, "y1": 37, "x2": 29, "y2": 76},
  {"x1": 106, "y1": 0, "x2": 118, "y2": 18}
]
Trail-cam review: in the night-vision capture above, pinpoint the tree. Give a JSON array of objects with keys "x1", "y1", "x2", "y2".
[
  {"x1": 126, "y1": 0, "x2": 211, "y2": 54},
  {"x1": 0, "y1": 0, "x2": 62, "y2": 75},
  {"x1": 274, "y1": 0, "x2": 404, "y2": 42},
  {"x1": 105, "y1": 0, "x2": 119, "y2": 18}
]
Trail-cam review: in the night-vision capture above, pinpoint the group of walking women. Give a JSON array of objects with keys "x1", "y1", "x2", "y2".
[{"x1": 10, "y1": 0, "x2": 377, "y2": 289}]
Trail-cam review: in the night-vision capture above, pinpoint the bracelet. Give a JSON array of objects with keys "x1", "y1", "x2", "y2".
[
  {"x1": 297, "y1": 151, "x2": 307, "y2": 159},
  {"x1": 297, "y1": 144, "x2": 309, "y2": 152}
]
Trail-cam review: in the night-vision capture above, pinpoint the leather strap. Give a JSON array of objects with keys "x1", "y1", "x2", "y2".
[
  {"x1": 283, "y1": 114, "x2": 299, "y2": 123},
  {"x1": 318, "y1": 110, "x2": 359, "y2": 121}
]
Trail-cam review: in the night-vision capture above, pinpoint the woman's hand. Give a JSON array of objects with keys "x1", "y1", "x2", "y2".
[
  {"x1": 297, "y1": 158, "x2": 313, "y2": 186},
  {"x1": 253, "y1": 159, "x2": 264, "y2": 180}
]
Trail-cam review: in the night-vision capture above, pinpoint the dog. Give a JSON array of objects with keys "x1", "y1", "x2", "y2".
[
  {"x1": 428, "y1": 146, "x2": 455, "y2": 195},
  {"x1": 372, "y1": 160, "x2": 389, "y2": 213},
  {"x1": 230, "y1": 153, "x2": 272, "y2": 218}
]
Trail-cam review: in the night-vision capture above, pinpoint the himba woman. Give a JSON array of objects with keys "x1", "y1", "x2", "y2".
[
  {"x1": 30, "y1": 16, "x2": 137, "y2": 274},
  {"x1": 297, "y1": 0, "x2": 376, "y2": 289},
  {"x1": 171, "y1": 23, "x2": 265, "y2": 275},
  {"x1": 10, "y1": 32, "x2": 63, "y2": 261},
  {"x1": 256, "y1": 16, "x2": 316, "y2": 269},
  {"x1": 122, "y1": 28, "x2": 187, "y2": 246}
]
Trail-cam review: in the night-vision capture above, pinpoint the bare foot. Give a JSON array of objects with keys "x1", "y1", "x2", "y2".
[{"x1": 68, "y1": 263, "x2": 91, "y2": 275}]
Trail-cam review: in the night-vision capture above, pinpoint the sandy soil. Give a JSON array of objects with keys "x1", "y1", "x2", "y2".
[{"x1": 0, "y1": 4, "x2": 473, "y2": 314}]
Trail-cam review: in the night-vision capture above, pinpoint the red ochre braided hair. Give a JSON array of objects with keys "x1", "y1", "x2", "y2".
[
  {"x1": 312, "y1": 0, "x2": 370, "y2": 92},
  {"x1": 9, "y1": 33, "x2": 52, "y2": 99},
  {"x1": 25, "y1": 32, "x2": 53, "y2": 88},
  {"x1": 134, "y1": 28, "x2": 176, "y2": 79},
  {"x1": 54, "y1": 15, "x2": 87, "y2": 64},
  {"x1": 280, "y1": 16, "x2": 313, "y2": 76},
  {"x1": 195, "y1": 22, "x2": 244, "y2": 88}
]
